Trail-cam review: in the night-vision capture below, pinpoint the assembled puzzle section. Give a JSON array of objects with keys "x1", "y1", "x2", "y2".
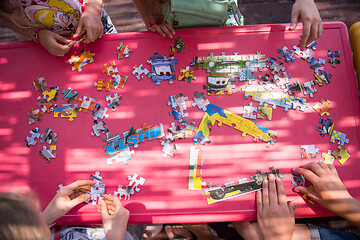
[
  {"x1": 188, "y1": 144, "x2": 206, "y2": 190},
  {"x1": 147, "y1": 52, "x2": 178, "y2": 85},
  {"x1": 205, "y1": 167, "x2": 284, "y2": 204},
  {"x1": 193, "y1": 103, "x2": 279, "y2": 147}
]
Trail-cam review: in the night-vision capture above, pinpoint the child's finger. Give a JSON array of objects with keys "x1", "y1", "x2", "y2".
[
  {"x1": 288, "y1": 200, "x2": 298, "y2": 217},
  {"x1": 293, "y1": 185, "x2": 320, "y2": 203},
  {"x1": 74, "y1": 21, "x2": 84, "y2": 38},
  {"x1": 276, "y1": 177, "x2": 287, "y2": 205},
  {"x1": 289, "y1": 8, "x2": 299, "y2": 31},
  {"x1": 99, "y1": 198, "x2": 110, "y2": 218}
]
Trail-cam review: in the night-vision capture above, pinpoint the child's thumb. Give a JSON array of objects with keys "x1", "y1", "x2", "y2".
[
  {"x1": 70, "y1": 194, "x2": 91, "y2": 208},
  {"x1": 98, "y1": 198, "x2": 109, "y2": 218},
  {"x1": 288, "y1": 200, "x2": 298, "y2": 217}
]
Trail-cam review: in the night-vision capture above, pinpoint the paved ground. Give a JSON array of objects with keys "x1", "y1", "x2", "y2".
[{"x1": 1, "y1": 1, "x2": 360, "y2": 239}]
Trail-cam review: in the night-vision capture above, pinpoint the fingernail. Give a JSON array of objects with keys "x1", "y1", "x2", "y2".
[
  {"x1": 269, "y1": 174, "x2": 275, "y2": 180},
  {"x1": 263, "y1": 179, "x2": 268, "y2": 184},
  {"x1": 293, "y1": 187, "x2": 299, "y2": 193},
  {"x1": 162, "y1": 34, "x2": 166, "y2": 37}
]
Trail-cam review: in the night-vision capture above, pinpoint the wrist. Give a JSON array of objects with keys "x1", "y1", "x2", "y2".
[
  {"x1": 33, "y1": 29, "x2": 43, "y2": 44},
  {"x1": 84, "y1": 2, "x2": 102, "y2": 15}
]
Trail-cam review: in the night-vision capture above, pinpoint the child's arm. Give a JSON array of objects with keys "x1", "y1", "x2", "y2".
[
  {"x1": 132, "y1": 0, "x2": 175, "y2": 39},
  {"x1": 41, "y1": 180, "x2": 95, "y2": 225},
  {"x1": 96, "y1": 194, "x2": 129, "y2": 240},
  {"x1": 293, "y1": 162, "x2": 360, "y2": 228},
  {"x1": 256, "y1": 174, "x2": 298, "y2": 240},
  {"x1": 74, "y1": 0, "x2": 104, "y2": 43},
  {"x1": 0, "y1": 15, "x2": 72, "y2": 56},
  {"x1": 289, "y1": 0, "x2": 322, "y2": 50}
]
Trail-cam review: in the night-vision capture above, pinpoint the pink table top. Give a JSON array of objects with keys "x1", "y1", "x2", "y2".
[{"x1": 0, "y1": 21, "x2": 359, "y2": 225}]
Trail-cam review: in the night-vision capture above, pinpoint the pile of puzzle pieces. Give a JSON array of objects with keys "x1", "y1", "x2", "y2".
[{"x1": 96, "y1": 61, "x2": 129, "y2": 90}]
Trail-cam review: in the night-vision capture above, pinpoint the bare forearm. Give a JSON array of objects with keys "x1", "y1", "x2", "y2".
[
  {"x1": 86, "y1": 0, "x2": 103, "y2": 14},
  {"x1": 132, "y1": 0, "x2": 151, "y2": 25},
  {"x1": 0, "y1": 15, "x2": 37, "y2": 41},
  {"x1": 335, "y1": 197, "x2": 360, "y2": 228}
]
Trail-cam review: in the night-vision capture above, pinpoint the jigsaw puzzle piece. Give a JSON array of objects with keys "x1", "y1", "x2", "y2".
[
  {"x1": 106, "y1": 93, "x2": 122, "y2": 111},
  {"x1": 113, "y1": 185, "x2": 131, "y2": 200},
  {"x1": 117, "y1": 42, "x2": 132, "y2": 59},
  {"x1": 300, "y1": 145, "x2": 320, "y2": 158},
  {"x1": 322, "y1": 150, "x2": 335, "y2": 164},
  {"x1": 332, "y1": 146, "x2": 350, "y2": 164},
  {"x1": 330, "y1": 130, "x2": 349, "y2": 146},
  {"x1": 39, "y1": 145, "x2": 56, "y2": 162},
  {"x1": 68, "y1": 51, "x2": 95, "y2": 72},
  {"x1": 132, "y1": 64, "x2": 149, "y2": 80},
  {"x1": 91, "y1": 120, "x2": 109, "y2": 137},
  {"x1": 127, "y1": 173, "x2": 145, "y2": 195}
]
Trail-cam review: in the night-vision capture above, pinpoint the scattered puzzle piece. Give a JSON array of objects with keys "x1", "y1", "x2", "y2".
[
  {"x1": 40, "y1": 127, "x2": 58, "y2": 144},
  {"x1": 68, "y1": 50, "x2": 95, "y2": 72},
  {"x1": 300, "y1": 145, "x2": 320, "y2": 158},
  {"x1": 33, "y1": 76, "x2": 47, "y2": 92},
  {"x1": 170, "y1": 36, "x2": 187, "y2": 53},
  {"x1": 302, "y1": 185, "x2": 316, "y2": 204},
  {"x1": 330, "y1": 130, "x2": 349, "y2": 146},
  {"x1": 117, "y1": 42, "x2": 132, "y2": 59},
  {"x1": 127, "y1": 173, "x2": 145, "y2": 195},
  {"x1": 266, "y1": 57, "x2": 285, "y2": 74},
  {"x1": 92, "y1": 103, "x2": 109, "y2": 120},
  {"x1": 317, "y1": 117, "x2": 334, "y2": 136},
  {"x1": 53, "y1": 104, "x2": 80, "y2": 121},
  {"x1": 242, "y1": 102, "x2": 258, "y2": 120},
  {"x1": 113, "y1": 185, "x2": 131, "y2": 200},
  {"x1": 39, "y1": 145, "x2": 56, "y2": 162},
  {"x1": 62, "y1": 87, "x2": 78, "y2": 103},
  {"x1": 291, "y1": 172, "x2": 305, "y2": 186},
  {"x1": 91, "y1": 120, "x2": 109, "y2": 137},
  {"x1": 328, "y1": 50, "x2": 340, "y2": 67},
  {"x1": 322, "y1": 150, "x2": 335, "y2": 164},
  {"x1": 94, "y1": 79, "x2": 114, "y2": 91},
  {"x1": 42, "y1": 86, "x2": 59, "y2": 102},
  {"x1": 25, "y1": 127, "x2": 41, "y2": 147},
  {"x1": 277, "y1": 46, "x2": 295, "y2": 62},
  {"x1": 132, "y1": 64, "x2": 149, "y2": 80},
  {"x1": 102, "y1": 61, "x2": 118, "y2": 76},
  {"x1": 106, "y1": 93, "x2": 122, "y2": 111},
  {"x1": 333, "y1": 146, "x2": 350, "y2": 164},
  {"x1": 106, "y1": 147, "x2": 135, "y2": 165},
  {"x1": 179, "y1": 66, "x2": 196, "y2": 82},
  {"x1": 192, "y1": 91, "x2": 210, "y2": 111},
  {"x1": 160, "y1": 139, "x2": 179, "y2": 157},
  {"x1": 313, "y1": 99, "x2": 331, "y2": 116},
  {"x1": 75, "y1": 96, "x2": 96, "y2": 113},
  {"x1": 112, "y1": 73, "x2": 128, "y2": 89}
]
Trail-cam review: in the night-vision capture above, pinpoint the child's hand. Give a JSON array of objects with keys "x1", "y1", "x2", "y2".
[
  {"x1": 41, "y1": 180, "x2": 95, "y2": 225},
  {"x1": 148, "y1": 22, "x2": 176, "y2": 39},
  {"x1": 74, "y1": 6, "x2": 103, "y2": 44},
  {"x1": 38, "y1": 30, "x2": 72, "y2": 57},
  {"x1": 257, "y1": 174, "x2": 298, "y2": 240},
  {"x1": 292, "y1": 162, "x2": 354, "y2": 214},
  {"x1": 97, "y1": 194, "x2": 129, "y2": 240},
  {"x1": 289, "y1": 0, "x2": 323, "y2": 50}
]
